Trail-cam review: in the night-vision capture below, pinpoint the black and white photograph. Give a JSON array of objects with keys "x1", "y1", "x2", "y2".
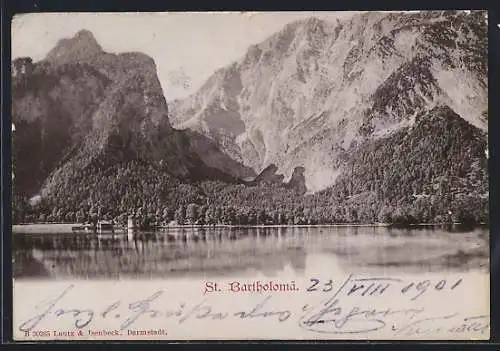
[{"x1": 11, "y1": 11, "x2": 489, "y2": 340}]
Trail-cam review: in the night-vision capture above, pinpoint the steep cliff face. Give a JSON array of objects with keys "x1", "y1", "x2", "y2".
[
  {"x1": 12, "y1": 30, "x2": 248, "y2": 201},
  {"x1": 169, "y1": 11, "x2": 488, "y2": 192},
  {"x1": 12, "y1": 54, "x2": 112, "y2": 196}
]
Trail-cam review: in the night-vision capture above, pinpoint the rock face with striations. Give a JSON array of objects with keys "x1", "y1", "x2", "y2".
[{"x1": 168, "y1": 11, "x2": 488, "y2": 192}]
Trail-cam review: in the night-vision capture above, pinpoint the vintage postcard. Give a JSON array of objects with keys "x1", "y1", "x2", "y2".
[{"x1": 11, "y1": 11, "x2": 489, "y2": 340}]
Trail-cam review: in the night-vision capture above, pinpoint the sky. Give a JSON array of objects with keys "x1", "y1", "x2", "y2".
[{"x1": 12, "y1": 12, "x2": 357, "y2": 100}]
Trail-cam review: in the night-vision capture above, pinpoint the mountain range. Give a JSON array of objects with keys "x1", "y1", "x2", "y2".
[
  {"x1": 12, "y1": 30, "x2": 257, "y2": 199},
  {"x1": 169, "y1": 11, "x2": 487, "y2": 192},
  {"x1": 11, "y1": 10, "x2": 488, "y2": 225}
]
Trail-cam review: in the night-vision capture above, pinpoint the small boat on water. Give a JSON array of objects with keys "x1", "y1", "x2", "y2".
[{"x1": 72, "y1": 224, "x2": 96, "y2": 233}]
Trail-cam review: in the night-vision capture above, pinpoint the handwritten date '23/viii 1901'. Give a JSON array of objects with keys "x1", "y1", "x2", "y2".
[{"x1": 17, "y1": 275, "x2": 489, "y2": 338}]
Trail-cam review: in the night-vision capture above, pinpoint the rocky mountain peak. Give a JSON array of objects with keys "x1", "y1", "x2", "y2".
[
  {"x1": 45, "y1": 29, "x2": 103, "y2": 64},
  {"x1": 75, "y1": 29, "x2": 99, "y2": 42},
  {"x1": 286, "y1": 166, "x2": 307, "y2": 195}
]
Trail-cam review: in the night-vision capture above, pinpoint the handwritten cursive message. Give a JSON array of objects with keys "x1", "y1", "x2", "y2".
[{"x1": 13, "y1": 273, "x2": 489, "y2": 340}]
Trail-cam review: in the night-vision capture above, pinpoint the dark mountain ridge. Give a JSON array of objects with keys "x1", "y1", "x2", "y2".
[{"x1": 12, "y1": 30, "x2": 253, "y2": 205}]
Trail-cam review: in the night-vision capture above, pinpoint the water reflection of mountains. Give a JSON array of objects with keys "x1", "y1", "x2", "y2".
[
  {"x1": 13, "y1": 227, "x2": 310, "y2": 279},
  {"x1": 13, "y1": 226, "x2": 489, "y2": 279}
]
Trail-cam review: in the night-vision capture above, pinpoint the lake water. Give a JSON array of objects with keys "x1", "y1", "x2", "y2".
[{"x1": 12, "y1": 226, "x2": 489, "y2": 280}]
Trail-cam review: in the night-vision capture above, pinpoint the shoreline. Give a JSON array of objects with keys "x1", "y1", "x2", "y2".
[{"x1": 12, "y1": 222, "x2": 488, "y2": 234}]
